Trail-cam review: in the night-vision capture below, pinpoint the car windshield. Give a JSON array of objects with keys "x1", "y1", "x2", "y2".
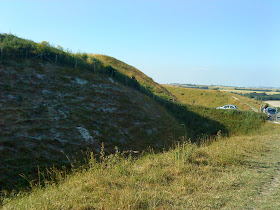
[{"x1": 267, "y1": 108, "x2": 276, "y2": 114}]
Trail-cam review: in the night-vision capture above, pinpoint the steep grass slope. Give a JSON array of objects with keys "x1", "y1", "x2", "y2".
[
  {"x1": 164, "y1": 85, "x2": 262, "y2": 111},
  {"x1": 92, "y1": 54, "x2": 173, "y2": 98},
  {"x1": 0, "y1": 60, "x2": 182, "y2": 191},
  {"x1": 3, "y1": 123, "x2": 280, "y2": 209}
]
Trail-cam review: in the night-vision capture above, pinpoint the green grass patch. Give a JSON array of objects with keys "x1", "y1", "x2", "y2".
[{"x1": 164, "y1": 85, "x2": 262, "y2": 111}]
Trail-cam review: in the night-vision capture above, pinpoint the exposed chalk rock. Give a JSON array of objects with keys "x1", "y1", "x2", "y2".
[{"x1": 77, "y1": 126, "x2": 93, "y2": 142}]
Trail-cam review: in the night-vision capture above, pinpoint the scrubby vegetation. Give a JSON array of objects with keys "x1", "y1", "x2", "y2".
[
  {"x1": 2, "y1": 124, "x2": 280, "y2": 209},
  {"x1": 0, "y1": 34, "x2": 96, "y2": 68},
  {"x1": 0, "y1": 34, "x2": 147, "y2": 92}
]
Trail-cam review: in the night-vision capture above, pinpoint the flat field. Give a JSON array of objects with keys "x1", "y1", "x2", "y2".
[
  {"x1": 220, "y1": 89, "x2": 279, "y2": 95},
  {"x1": 170, "y1": 84, "x2": 279, "y2": 95},
  {"x1": 264, "y1": 100, "x2": 280, "y2": 107}
]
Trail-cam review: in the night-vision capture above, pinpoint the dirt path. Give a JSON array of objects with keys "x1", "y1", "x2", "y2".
[
  {"x1": 260, "y1": 169, "x2": 280, "y2": 197},
  {"x1": 254, "y1": 136, "x2": 280, "y2": 209},
  {"x1": 231, "y1": 95, "x2": 259, "y2": 112},
  {"x1": 222, "y1": 132, "x2": 280, "y2": 209}
]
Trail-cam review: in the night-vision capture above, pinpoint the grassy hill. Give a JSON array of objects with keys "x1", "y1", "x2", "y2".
[
  {"x1": 0, "y1": 34, "x2": 267, "y2": 194},
  {"x1": 0, "y1": 60, "x2": 183, "y2": 191},
  {"x1": 164, "y1": 85, "x2": 262, "y2": 111},
  {"x1": 91, "y1": 54, "x2": 174, "y2": 98}
]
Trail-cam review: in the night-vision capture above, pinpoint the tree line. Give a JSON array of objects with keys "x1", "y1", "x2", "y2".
[{"x1": 242, "y1": 92, "x2": 280, "y2": 101}]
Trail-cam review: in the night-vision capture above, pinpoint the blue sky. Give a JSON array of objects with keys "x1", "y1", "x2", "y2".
[{"x1": 0, "y1": 0, "x2": 279, "y2": 87}]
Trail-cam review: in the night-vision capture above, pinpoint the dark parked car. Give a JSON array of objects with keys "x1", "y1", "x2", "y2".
[{"x1": 265, "y1": 107, "x2": 277, "y2": 120}]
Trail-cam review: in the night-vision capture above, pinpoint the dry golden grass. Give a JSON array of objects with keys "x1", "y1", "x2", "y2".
[
  {"x1": 163, "y1": 85, "x2": 262, "y2": 111},
  {"x1": 3, "y1": 123, "x2": 280, "y2": 209},
  {"x1": 91, "y1": 54, "x2": 173, "y2": 97}
]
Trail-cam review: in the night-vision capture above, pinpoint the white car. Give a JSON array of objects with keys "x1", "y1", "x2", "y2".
[{"x1": 216, "y1": 104, "x2": 238, "y2": 110}]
